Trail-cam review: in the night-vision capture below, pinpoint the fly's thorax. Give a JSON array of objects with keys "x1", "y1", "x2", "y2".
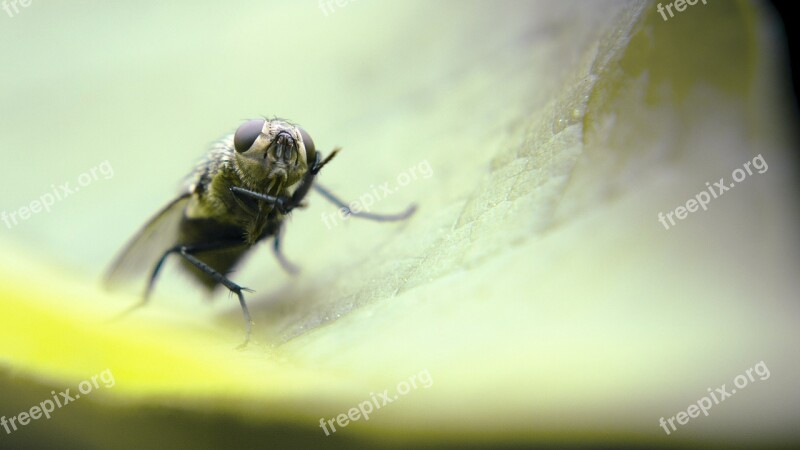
[{"x1": 184, "y1": 170, "x2": 238, "y2": 223}]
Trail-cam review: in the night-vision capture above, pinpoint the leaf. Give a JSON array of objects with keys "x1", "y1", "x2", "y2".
[{"x1": 1, "y1": 1, "x2": 797, "y2": 447}]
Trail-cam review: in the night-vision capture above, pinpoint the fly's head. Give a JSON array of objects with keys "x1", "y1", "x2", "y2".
[{"x1": 231, "y1": 118, "x2": 316, "y2": 193}]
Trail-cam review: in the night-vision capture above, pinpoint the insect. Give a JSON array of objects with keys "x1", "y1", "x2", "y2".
[{"x1": 105, "y1": 118, "x2": 416, "y2": 347}]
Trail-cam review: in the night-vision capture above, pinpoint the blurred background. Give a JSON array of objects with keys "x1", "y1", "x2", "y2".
[{"x1": 0, "y1": 0, "x2": 798, "y2": 448}]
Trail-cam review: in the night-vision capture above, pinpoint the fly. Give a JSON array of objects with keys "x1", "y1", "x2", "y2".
[{"x1": 105, "y1": 118, "x2": 416, "y2": 347}]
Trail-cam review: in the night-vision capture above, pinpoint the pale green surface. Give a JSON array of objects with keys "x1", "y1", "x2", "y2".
[{"x1": 0, "y1": 0, "x2": 798, "y2": 447}]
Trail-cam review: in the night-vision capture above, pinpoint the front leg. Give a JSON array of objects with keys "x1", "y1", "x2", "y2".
[
  {"x1": 273, "y1": 221, "x2": 299, "y2": 275},
  {"x1": 230, "y1": 149, "x2": 340, "y2": 214},
  {"x1": 230, "y1": 187, "x2": 295, "y2": 214}
]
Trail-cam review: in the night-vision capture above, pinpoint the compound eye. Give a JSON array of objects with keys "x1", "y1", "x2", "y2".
[
  {"x1": 297, "y1": 127, "x2": 316, "y2": 163},
  {"x1": 233, "y1": 119, "x2": 265, "y2": 153}
]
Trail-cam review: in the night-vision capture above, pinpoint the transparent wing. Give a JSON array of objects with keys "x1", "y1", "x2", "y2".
[{"x1": 104, "y1": 194, "x2": 191, "y2": 291}]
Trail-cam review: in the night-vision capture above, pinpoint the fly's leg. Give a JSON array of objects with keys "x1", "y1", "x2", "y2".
[
  {"x1": 230, "y1": 149, "x2": 340, "y2": 215},
  {"x1": 312, "y1": 183, "x2": 417, "y2": 222},
  {"x1": 113, "y1": 241, "x2": 253, "y2": 348},
  {"x1": 273, "y1": 223, "x2": 299, "y2": 275},
  {"x1": 144, "y1": 241, "x2": 243, "y2": 302},
  {"x1": 177, "y1": 249, "x2": 254, "y2": 348}
]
